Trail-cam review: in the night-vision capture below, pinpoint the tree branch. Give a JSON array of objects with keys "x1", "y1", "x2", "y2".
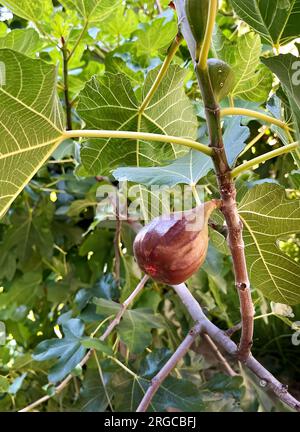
[
  {"x1": 202, "y1": 333, "x2": 237, "y2": 377},
  {"x1": 99, "y1": 275, "x2": 149, "y2": 341},
  {"x1": 171, "y1": 283, "x2": 300, "y2": 412},
  {"x1": 136, "y1": 322, "x2": 202, "y2": 412},
  {"x1": 64, "y1": 130, "x2": 213, "y2": 156},
  {"x1": 19, "y1": 350, "x2": 92, "y2": 412},
  {"x1": 190, "y1": 5, "x2": 254, "y2": 359}
]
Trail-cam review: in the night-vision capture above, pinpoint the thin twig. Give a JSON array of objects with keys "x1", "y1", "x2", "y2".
[
  {"x1": 139, "y1": 35, "x2": 183, "y2": 114},
  {"x1": 68, "y1": 20, "x2": 89, "y2": 62},
  {"x1": 136, "y1": 322, "x2": 202, "y2": 412},
  {"x1": 239, "y1": 127, "x2": 268, "y2": 158},
  {"x1": 225, "y1": 322, "x2": 242, "y2": 338},
  {"x1": 19, "y1": 276, "x2": 149, "y2": 412},
  {"x1": 202, "y1": 333, "x2": 237, "y2": 377},
  {"x1": 100, "y1": 275, "x2": 149, "y2": 341},
  {"x1": 232, "y1": 141, "x2": 300, "y2": 178},
  {"x1": 19, "y1": 350, "x2": 92, "y2": 412}
]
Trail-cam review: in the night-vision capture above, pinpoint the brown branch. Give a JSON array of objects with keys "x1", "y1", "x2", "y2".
[
  {"x1": 174, "y1": 0, "x2": 254, "y2": 362},
  {"x1": 171, "y1": 283, "x2": 300, "y2": 412},
  {"x1": 136, "y1": 322, "x2": 202, "y2": 412},
  {"x1": 202, "y1": 333, "x2": 237, "y2": 377},
  {"x1": 225, "y1": 322, "x2": 242, "y2": 338},
  {"x1": 99, "y1": 275, "x2": 149, "y2": 341},
  {"x1": 19, "y1": 276, "x2": 149, "y2": 412}
]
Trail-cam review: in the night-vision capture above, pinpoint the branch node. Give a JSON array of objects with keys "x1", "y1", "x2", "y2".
[
  {"x1": 236, "y1": 282, "x2": 248, "y2": 291},
  {"x1": 205, "y1": 105, "x2": 220, "y2": 115}
]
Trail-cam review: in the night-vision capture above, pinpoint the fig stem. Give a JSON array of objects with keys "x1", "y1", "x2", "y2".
[
  {"x1": 64, "y1": 130, "x2": 213, "y2": 156},
  {"x1": 232, "y1": 141, "x2": 300, "y2": 178},
  {"x1": 220, "y1": 107, "x2": 291, "y2": 131},
  {"x1": 198, "y1": 0, "x2": 218, "y2": 69},
  {"x1": 238, "y1": 126, "x2": 268, "y2": 158},
  {"x1": 139, "y1": 35, "x2": 183, "y2": 114}
]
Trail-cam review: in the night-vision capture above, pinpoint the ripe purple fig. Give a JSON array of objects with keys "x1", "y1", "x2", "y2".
[{"x1": 133, "y1": 200, "x2": 221, "y2": 285}]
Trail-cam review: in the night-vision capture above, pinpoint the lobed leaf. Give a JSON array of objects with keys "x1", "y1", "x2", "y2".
[{"x1": 239, "y1": 184, "x2": 300, "y2": 305}]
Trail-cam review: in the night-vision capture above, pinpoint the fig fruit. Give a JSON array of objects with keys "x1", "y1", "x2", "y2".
[
  {"x1": 133, "y1": 200, "x2": 220, "y2": 285},
  {"x1": 185, "y1": 0, "x2": 209, "y2": 60},
  {"x1": 207, "y1": 58, "x2": 235, "y2": 101}
]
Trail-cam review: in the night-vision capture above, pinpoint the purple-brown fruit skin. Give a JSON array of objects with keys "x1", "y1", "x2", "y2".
[{"x1": 133, "y1": 201, "x2": 219, "y2": 285}]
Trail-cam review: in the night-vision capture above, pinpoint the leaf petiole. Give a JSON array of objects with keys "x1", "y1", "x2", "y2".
[
  {"x1": 64, "y1": 129, "x2": 213, "y2": 156},
  {"x1": 231, "y1": 141, "x2": 299, "y2": 177},
  {"x1": 220, "y1": 107, "x2": 290, "y2": 131}
]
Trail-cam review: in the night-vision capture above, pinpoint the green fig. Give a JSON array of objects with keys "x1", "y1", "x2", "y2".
[
  {"x1": 207, "y1": 58, "x2": 235, "y2": 101},
  {"x1": 185, "y1": 0, "x2": 209, "y2": 60}
]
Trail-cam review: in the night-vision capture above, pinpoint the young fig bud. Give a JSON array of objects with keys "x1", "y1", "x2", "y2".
[
  {"x1": 185, "y1": 0, "x2": 209, "y2": 60},
  {"x1": 207, "y1": 58, "x2": 235, "y2": 101},
  {"x1": 133, "y1": 200, "x2": 221, "y2": 285}
]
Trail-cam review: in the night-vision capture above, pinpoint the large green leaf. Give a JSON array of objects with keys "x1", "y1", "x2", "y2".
[
  {"x1": 113, "y1": 150, "x2": 213, "y2": 187},
  {"x1": 113, "y1": 373, "x2": 205, "y2": 412},
  {"x1": 0, "y1": 29, "x2": 43, "y2": 57},
  {"x1": 134, "y1": 17, "x2": 178, "y2": 57},
  {"x1": 0, "y1": 49, "x2": 65, "y2": 219},
  {"x1": 78, "y1": 65, "x2": 197, "y2": 175},
  {"x1": 262, "y1": 54, "x2": 300, "y2": 138},
  {"x1": 60, "y1": 0, "x2": 121, "y2": 24},
  {"x1": 238, "y1": 184, "x2": 300, "y2": 305},
  {"x1": 0, "y1": 199, "x2": 54, "y2": 275},
  {"x1": 221, "y1": 33, "x2": 273, "y2": 102},
  {"x1": 1, "y1": 0, "x2": 53, "y2": 22},
  {"x1": 33, "y1": 318, "x2": 87, "y2": 383},
  {"x1": 223, "y1": 116, "x2": 250, "y2": 166},
  {"x1": 100, "y1": 5, "x2": 138, "y2": 40},
  {"x1": 76, "y1": 368, "x2": 112, "y2": 412},
  {"x1": 0, "y1": 272, "x2": 42, "y2": 312},
  {"x1": 231, "y1": 0, "x2": 300, "y2": 46}
]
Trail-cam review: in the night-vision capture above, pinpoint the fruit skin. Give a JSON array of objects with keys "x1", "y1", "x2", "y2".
[
  {"x1": 207, "y1": 58, "x2": 235, "y2": 101},
  {"x1": 133, "y1": 200, "x2": 220, "y2": 285},
  {"x1": 185, "y1": 0, "x2": 209, "y2": 59}
]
